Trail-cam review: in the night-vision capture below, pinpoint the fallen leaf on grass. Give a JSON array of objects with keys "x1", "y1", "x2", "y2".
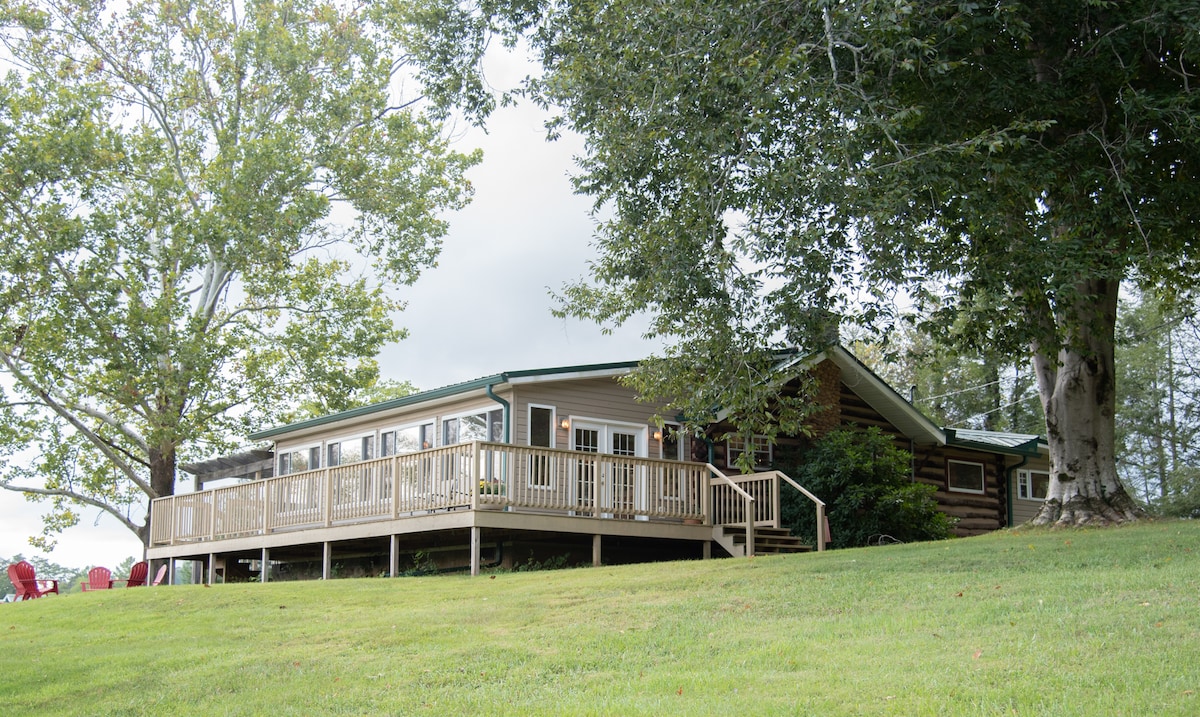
[{"x1": 973, "y1": 649, "x2": 982, "y2": 660}]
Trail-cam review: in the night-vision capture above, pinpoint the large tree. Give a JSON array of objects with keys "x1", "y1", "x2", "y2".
[
  {"x1": 0, "y1": 0, "x2": 477, "y2": 551},
  {"x1": 409, "y1": 0, "x2": 1199, "y2": 525}
]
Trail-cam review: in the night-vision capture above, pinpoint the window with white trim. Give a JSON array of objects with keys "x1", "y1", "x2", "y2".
[
  {"x1": 278, "y1": 445, "x2": 321, "y2": 475},
  {"x1": 528, "y1": 405, "x2": 555, "y2": 488},
  {"x1": 947, "y1": 459, "x2": 985, "y2": 494},
  {"x1": 443, "y1": 409, "x2": 504, "y2": 446},
  {"x1": 1017, "y1": 469, "x2": 1049, "y2": 501},
  {"x1": 326, "y1": 434, "x2": 375, "y2": 467},
  {"x1": 529, "y1": 406, "x2": 555, "y2": 448},
  {"x1": 661, "y1": 423, "x2": 684, "y2": 461},
  {"x1": 659, "y1": 424, "x2": 687, "y2": 500},
  {"x1": 381, "y1": 422, "x2": 434, "y2": 456},
  {"x1": 728, "y1": 434, "x2": 771, "y2": 470}
]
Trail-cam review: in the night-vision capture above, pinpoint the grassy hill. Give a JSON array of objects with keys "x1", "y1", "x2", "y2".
[{"x1": 3, "y1": 520, "x2": 1198, "y2": 715}]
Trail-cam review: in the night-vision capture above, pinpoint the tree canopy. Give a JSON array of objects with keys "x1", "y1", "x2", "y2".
[
  {"x1": 409, "y1": 0, "x2": 1199, "y2": 525},
  {"x1": 0, "y1": 0, "x2": 478, "y2": 550}
]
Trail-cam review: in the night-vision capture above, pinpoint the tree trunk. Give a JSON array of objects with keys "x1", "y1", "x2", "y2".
[
  {"x1": 1030, "y1": 278, "x2": 1144, "y2": 526},
  {"x1": 140, "y1": 443, "x2": 178, "y2": 550}
]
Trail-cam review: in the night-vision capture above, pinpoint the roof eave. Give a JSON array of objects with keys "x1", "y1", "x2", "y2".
[{"x1": 248, "y1": 360, "x2": 641, "y2": 442}]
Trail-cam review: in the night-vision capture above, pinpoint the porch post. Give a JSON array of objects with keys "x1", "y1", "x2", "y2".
[
  {"x1": 390, "y1": 534, "x2": 399, "y2": 577},
  {"x1": 470, "y1": 527, "x2": 481, "y2": 576},
  {"x1": 323, "y1": 468, "x2": 333, "y2": 527},
  {"x1": 592, "y1": 534, "x2": 602, "y2": 567},
  {"x1": 207, "y1": 553, "x2": 215, "y2": 585},
  {"x1": 207, "y1": 493, "x2": 216, "y2": 542},
  {"x1": 702, "y1": 540, "x2": 711, "y2": 560},
  {"x1": 262, "y1": 480, "x2": 272, "y2": 535},
  {"x1": 261, "y1": 548, "x2": 269, "y2": 584},
  {"x1": 772, "y1": 474, "x2": 782, "y2": 529},
  {"x1": 745, "y1": 494, "x2": 755, "y2": 558},
  {"x1": 817, "y1": 503, "x2": 827, "y2": 552},
  {"x1": 322, "y1": 542, "x2": 332, "y2": 580},
  {"x1": 167, "y1": 558, "x2": 174, "y2": 585}
]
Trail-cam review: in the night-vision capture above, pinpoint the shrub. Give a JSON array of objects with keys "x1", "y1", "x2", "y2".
[{"x1": 780, "y1": 427, "x2": 954, "y2": 548}]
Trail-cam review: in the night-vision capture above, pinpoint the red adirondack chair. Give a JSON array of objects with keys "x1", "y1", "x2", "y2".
[
  {"x1": 81, "y1": 566, "x2": 113, "y2": 591},
  {"x1": 151, "y1": 564, "x2": 169, "y2": 586},
  {"x1": 116, "y1": 561, "x2": 149, "y2": 588},
  {"x1": 7, "y1": 561, "x2": 59, "y2": 600}
]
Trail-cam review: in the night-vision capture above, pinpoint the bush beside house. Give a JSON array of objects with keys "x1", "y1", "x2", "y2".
[{"x1": 780, "y1": 427, "x2": 955, "y2": 548}]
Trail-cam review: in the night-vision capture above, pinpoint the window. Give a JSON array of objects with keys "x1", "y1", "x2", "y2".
[
  {"x1": 325, "y1": 435, "x2": 374, "y2": 467},
  {"x1": 661, "y1": 423, "x2": 684, "y2": 461},
  {"x1": 728, "y1": 434, "x2": 771, "y2": 470},
  {"x1": 381, "y1": 422, "x2": 434, "y2": 456},
  {"x1": 947, "y1": 460, "x2": 985, "y2": 494},
  {"x1": 529, "y1": 406, "x2": 554, "y2": 448},
  {"x1": 528, "y1": 405, "x2": 555, "y2": 487},
  {"x1": 278, "y1": 446, "x2": 321, "y2": 475},
  {"x1": 1017, "y1": 469, "x2": 1049, "y2": 501},
  {"x1": 443, "y1": 409, "x2": 503, "y2": 446}
]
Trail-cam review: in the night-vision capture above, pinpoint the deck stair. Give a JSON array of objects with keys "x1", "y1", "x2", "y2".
[{"x1": 712, "y1": 525, "x2": 812, "y2": 557}]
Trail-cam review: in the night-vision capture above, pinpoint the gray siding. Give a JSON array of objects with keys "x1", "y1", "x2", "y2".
[{"x1": 513, "y1": 377, "x2": 668, "y2": 456}]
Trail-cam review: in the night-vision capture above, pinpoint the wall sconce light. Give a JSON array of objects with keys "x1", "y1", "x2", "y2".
[
  {"x1": 652, "y1": 430, "x2": 663, "y2": 441},
  {"x1": 560, "y1": 418, "x2": 570, "y2": 430}
]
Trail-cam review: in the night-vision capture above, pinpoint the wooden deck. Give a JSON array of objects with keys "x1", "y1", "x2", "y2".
[{"x1": 147, "y1": 441, "x2": 824, "y2": 577}]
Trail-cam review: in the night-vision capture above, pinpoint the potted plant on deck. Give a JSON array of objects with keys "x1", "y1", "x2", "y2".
[{"x1": 477, "y1": 479, "x2": 506, "y2": 510}]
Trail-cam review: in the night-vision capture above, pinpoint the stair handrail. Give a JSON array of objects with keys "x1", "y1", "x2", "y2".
[
  {"x1": 706, "y1": 464, "x2": 757, "y2": 557},
  {"x1": 770, "y1": 470, "x2": 827, "y2": 552}
]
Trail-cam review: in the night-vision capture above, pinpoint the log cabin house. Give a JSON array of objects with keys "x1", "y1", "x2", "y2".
[{"x1": 146, "y1": 345, "x2": 1048, "y2": 582}]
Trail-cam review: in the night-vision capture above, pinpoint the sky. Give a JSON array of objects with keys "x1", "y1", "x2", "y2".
[{"x1": 0, "y1": 54, "x2": 660, "y2": 571}]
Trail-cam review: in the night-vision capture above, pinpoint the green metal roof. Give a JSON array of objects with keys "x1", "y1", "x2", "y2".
[
  {"x1": 944, "y1": 428, "x2": 1047, "y2": 456},
  {"x1": 249, "y1": 360, "x2": 639, "y2": 441},
  {"x1": 248, "y1": 346, "x2": 1048, "y2": 460}
]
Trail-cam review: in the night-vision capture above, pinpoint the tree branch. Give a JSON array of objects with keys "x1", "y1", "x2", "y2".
[
  {"x1": 0, "y1": 353, "x2": 153, "y2": 496},
  {"x1": 0, "y1": 480, "x2": 140, "y2": 535}
]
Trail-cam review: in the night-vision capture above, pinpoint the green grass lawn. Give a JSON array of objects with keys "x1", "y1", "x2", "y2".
[{"x1": 3, "y1": 520, "x2": 1198, "y2": 716}]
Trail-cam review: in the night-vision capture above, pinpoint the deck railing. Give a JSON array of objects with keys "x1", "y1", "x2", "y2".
[
  {"x1": 709, "y1": 469, "x2": 827, "y2": 554},
  {"x1": 149, "y1": 441, "x2": 712, "y2": 547}
]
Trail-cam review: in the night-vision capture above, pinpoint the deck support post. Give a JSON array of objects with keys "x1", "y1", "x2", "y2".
[
  {"x1": 390, "y1": 535, "x2": 399, "y2": 577},
  {"x1": 207, "y1": 553, "x2": 215, "y2": 585},
  {"x1": 470, "y1": 527, "x2": 481, "y2": 576},
  {"x1": 744, "y1": 493, "x2": 756, "y2": 558},
  {"x1": 702, "y1": 540, "x2": 711, "y2": 560},
  {"x1": 261, "y1": 548, "x2": 269, "y2": 584},
  {"x1": 592, "y1": 534, "x2": 602, "y2": 567},
  {"x1": 322, "y1": 542, "x2": 332, "y2": 580}
]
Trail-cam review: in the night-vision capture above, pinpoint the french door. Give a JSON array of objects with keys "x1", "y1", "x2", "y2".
[{"x1": 571, "y1": 421, "x2": 645, "y2": 518}]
